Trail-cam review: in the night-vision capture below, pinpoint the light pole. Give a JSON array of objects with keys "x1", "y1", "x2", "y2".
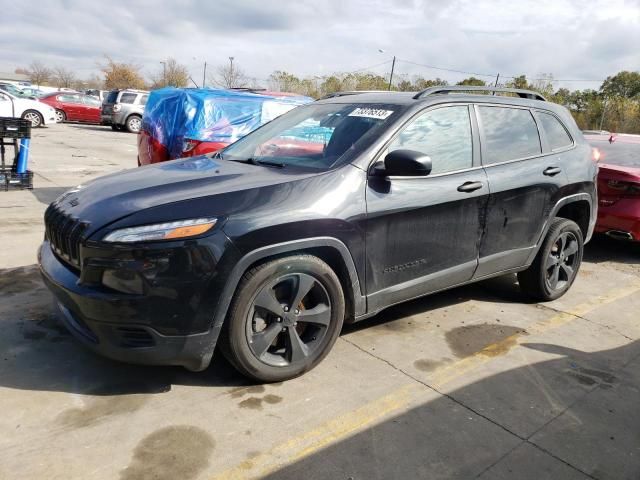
[
  {"x1": 160, "y1": 61, "x2": 166, "y2": 86},
  {"x1": 378, "y1": 49, "x2": 396, "y2": 91},
  {"x1": 228, "y1": 56, "x2": 235, "y2": 88}
]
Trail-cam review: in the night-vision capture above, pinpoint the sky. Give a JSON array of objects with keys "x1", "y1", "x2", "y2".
[{"x1": 1, "y1": 0, "x2": 639, "y2": 91}]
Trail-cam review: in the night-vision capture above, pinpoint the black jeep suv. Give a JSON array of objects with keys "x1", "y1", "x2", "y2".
[{"x1": 39, "y1": 86, "x2": 597, "y2": 382}]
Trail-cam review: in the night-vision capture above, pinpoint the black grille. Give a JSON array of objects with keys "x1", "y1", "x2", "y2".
[
  {"x1": 115, "y1": 327, "x2": 155, "y2": 348},
  {"x1": 44, "y1": 204, "x2": 88, "y2": 269}
]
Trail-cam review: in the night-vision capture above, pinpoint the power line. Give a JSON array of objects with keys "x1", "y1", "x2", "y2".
[{"x1": 395, "y1": 58, "x2": 606, "y2": 83}]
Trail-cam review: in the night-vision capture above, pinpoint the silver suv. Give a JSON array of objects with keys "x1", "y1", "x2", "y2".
[{"x1": 101, "y1": 89, "x2": 149, "y2": 133}]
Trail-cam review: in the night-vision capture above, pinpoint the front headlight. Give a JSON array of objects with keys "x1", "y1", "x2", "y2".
[{"x1": 102, "y1": 218, "x2": 217, "y2": 243}]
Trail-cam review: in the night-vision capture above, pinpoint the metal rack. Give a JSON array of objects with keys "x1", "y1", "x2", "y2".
[{"x1": 0, "y1": 117, "x2": 33, "y2": 191}]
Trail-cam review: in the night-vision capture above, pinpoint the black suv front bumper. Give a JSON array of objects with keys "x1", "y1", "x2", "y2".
[{"x1": 38, "y1": 235, "x2": 237, "y2": 371}]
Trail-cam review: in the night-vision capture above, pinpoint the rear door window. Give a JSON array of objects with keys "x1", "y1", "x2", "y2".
[
  {"x1": 536, "y1": 111, "x2": 573, "y2": 151},
  {"x1": 82, "y1": 96, "x2": 101, "y2": 106},
  {"x1": 478, "y1": 106, "x2": 541, "y2": 163},
  {"x1": 59, "y1": 94, "x2": 81, "y2": 103},
  {"x1": 388, "y1": 105, "x2": 473, "y2": 175},
  {"x1": 119, "y1": 93, "x2": 137, "y2": 104}
]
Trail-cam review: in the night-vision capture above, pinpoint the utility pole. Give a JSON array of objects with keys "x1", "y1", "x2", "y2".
[
  {"x1": 388, "y1": 56, "x2": 396, "y2": 91},
  {"x1": 160, "y1": 61, "x2": 166, "y2": 87},
  {"x1": 229, "y1": 56, "x2": 235, "y2": 88},
  {"x1": 494, "y1": 73, "x2": 500, "y2": 87},
  {"x1": 203, "y1": 61, "x2": 207, "y2": 88},
  {"x1": 599, "y1": 98, "x2": 608, "y2": 131}
]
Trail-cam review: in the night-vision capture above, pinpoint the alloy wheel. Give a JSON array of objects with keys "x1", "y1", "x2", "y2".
[
  {"x1": 127, "y1": 117, "x2": 141, "y2": 133},
  {"x1": 545, "y1": 231, "x2": 579, "y2": 291},
  {"x1": 23, "y1": 111, "x2": 42, "y2": 127},
  {"x1": 245, "y1": 273, "x2": 332, "y2": 367},
  {"x1": 55, "y1": 110, "x2": 65, "y2": 123}
]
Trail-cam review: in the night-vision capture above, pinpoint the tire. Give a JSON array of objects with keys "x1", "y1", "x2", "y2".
[
  {"x1": 22, "y1": 110, "x2": 43, "y2": 128},
  {"x1": 111, "y1": 124, "x2": 120, "y2": 131},
  {"x1": 126, "y1": 115, "x2": 142, "y2": 133},
  {"x1": 54, "y1": 109, "x2": 66, "y2": 123},
  {"x1": 222, "y1": 255, "x2": 345, "y2": 382},
  {"x1": 518, "y1": 218, "x2": 583, "y2": 301}
]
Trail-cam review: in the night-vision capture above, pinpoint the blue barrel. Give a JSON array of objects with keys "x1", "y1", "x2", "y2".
[{"x1": 16, "y1": 138, "x2": 30, "y2": 173}]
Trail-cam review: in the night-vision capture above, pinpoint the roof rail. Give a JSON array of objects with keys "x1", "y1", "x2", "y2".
[
  {"x1": 413, "y1": 86, "x2": 547, "y2": 101},
  {"x1": 319, "y1": 90, "x2": 391, "y2": 100}
]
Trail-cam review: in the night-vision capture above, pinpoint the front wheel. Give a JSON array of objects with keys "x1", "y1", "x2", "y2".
[
  {"x1": 223, "y1": 255, "x2": 345, "y2": 382},
  {"x1": 22, "y1": 110, "x2": 43, "y2": 128},
  {"x1": 518, "y1": 218, "x2": 583, "y2": 301}
]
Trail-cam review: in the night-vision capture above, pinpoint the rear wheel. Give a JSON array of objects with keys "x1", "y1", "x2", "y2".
[
  {"x1": 518, "y1": 218, "x2": 583, "y2": 301},
  {"x1": 126, "y1": 115, "x2": 141, "y2": 133},
  {"x1": 223, "y1": 255, "x2": 345, "y2": 382},
  {"x1": 22, "y1": 110, "x2": 43, "y2": 128},
  {"x1": 54, "y1": 109, "x2": 66, "y2": 123}
]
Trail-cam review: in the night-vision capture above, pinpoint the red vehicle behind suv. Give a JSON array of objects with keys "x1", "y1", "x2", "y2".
[
  {"x1": 585, "y1": 133, "x2": 640, "y2": 241},
  {"x1": 40, "y1": 93, "x2": 102, "y2": 124}
]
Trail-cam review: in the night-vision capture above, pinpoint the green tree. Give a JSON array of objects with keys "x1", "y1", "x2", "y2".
[
  {"x1": 413, "y1": 77, "x2": 448, "y2": 89},
  {"x1": 600, "y1": 71, "x2": 640, "y2": 98},
  {"x1": 456, "y1": 77, "x2": 486, "y2": 86}
]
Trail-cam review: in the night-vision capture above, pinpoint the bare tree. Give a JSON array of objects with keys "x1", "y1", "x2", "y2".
[
  {"x1": 211, "y1": 61, "x2": 247, "y2": 89},
  {"x1": 53, "y1": 66, "x2": 76, "y2": 88},
  {"x1": 100, "y1": 56, "x2": 145, "y2": 90},
  {"x1": 26, "y1": 61, "x2": 53, "y2": 86},
  {"x1": 150, "y1": 58, "x2": 189, "y2": 88}
]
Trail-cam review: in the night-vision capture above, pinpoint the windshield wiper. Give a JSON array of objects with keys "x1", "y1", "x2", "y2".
[{"x1": 228, "y1": 158, "x2": 286, "y2": 168}]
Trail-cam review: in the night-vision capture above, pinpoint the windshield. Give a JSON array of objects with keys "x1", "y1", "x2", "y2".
[{"x1": 220, "y1": 102, "x2": 399, "y2": 169}]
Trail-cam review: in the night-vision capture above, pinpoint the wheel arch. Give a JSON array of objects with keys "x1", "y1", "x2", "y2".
[
  {"x1": 211, "y1": 237, "x2": 366, "y2": 333},
  {"x1": 525, "y1": 193, "x2": 594, "y2": 265}
]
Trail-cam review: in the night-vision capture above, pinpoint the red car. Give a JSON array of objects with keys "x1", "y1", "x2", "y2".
[
  {"x1": 585, "y1": 133, "x2": 640, "y2": 241},
  {"x1": 39, "y1": 93, "x2": 102, "y2": 124}
]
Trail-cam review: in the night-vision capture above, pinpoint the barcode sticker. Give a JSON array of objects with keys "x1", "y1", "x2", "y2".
[{"x1": 348, "y1": 108, "x2": 394, "y2": 120}]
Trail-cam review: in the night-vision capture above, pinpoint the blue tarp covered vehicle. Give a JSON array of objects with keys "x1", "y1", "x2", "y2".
[{"x1": 138, "y1": 88, "x2": 312, "y2": 165}]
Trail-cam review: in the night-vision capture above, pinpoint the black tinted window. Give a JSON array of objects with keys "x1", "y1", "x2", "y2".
[
  {"x1": 537, "y1": 112, "x2": 572, "y2": 150},
  {"x1": 106, "y1": 91, "x2": 118, "y2": 103},
  {"x1": 119, "y1": 93, "x2": 137, "y2": 104},
  {"x1": 389, "y1": 106, "x2": 472, "y2": 174},
  {"x1": 479, "y1": 106, "x2": 541, "y2": 163}
]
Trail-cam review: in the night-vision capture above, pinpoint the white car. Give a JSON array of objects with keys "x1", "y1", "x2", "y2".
[{"x1": 0, "y1": 90, "x2": 57, "y2": 127}]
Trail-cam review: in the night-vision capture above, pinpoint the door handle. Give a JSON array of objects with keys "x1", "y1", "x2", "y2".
[
  {"x1": 543, "y1": 166, "x2": 562, "y2": 176},
  {"x1": 457, "y1": 181, "x2": 483, "y2": 193}
]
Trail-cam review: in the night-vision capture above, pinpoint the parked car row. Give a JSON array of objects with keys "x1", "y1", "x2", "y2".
[{"x1": 0, "y1": 89, "x2": 57, "y2": 127}]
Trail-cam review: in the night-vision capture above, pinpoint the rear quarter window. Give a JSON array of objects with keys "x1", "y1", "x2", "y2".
[
  {"x1": 139, "y1": 95, "x2": 148, "y2": 106},
  {"x1": 536, "y1": 111, "x2": 573, "y2": 151},
  {"x1": 119, "y1": 93, "x2": 137, "y2": 104},
  {"x1": 478, "y1": 106, "x2": 541, "y2": 163}
]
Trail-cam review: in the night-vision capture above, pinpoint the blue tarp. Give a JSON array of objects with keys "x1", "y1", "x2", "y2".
[{"x1": 142, "y1": 88, "x2": 312, "y2": 160}]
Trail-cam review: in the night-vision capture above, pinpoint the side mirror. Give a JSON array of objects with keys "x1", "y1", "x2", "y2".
[{"x1": 381, "y1": 149, "x2": 432, "y2": 177}]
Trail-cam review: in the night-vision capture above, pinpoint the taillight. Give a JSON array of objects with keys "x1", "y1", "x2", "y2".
[
  {"x1": 112, "y1": 104, "x2": 121, "y2": 112},
  {"x1": 592, "y1": 147, "x2": 601, "y2": 162},
  {"x1": 182, "y1": 139, "x2": 201, "y2": 153},
  {"x1": 607, "y1": 180, "x2": 640, "y2": 197}
]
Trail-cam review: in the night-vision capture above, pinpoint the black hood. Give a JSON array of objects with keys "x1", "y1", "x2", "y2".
[{"x1": 53, "y1": 156, "x2": 318, "y2": 236}]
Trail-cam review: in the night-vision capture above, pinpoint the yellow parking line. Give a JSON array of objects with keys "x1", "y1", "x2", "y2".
[
  {"x1": 211, "y1": 281, "x2": 640, "y2": 479},
  {"x1": 211, "y1": 384, "x2": 420, "y2": 480}
]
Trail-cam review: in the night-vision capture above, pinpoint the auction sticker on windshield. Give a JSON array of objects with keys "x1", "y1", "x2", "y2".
[{"x1": 348, "y1": 108, "x2": 394, "y2": 119}]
